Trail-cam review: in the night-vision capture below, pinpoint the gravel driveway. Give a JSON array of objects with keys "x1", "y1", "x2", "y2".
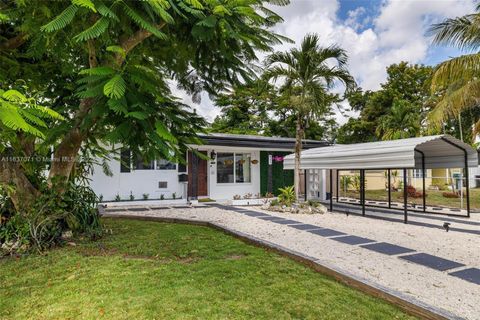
[{"x1": 103, "y1": 204, "x2": 480, "y2": 320}]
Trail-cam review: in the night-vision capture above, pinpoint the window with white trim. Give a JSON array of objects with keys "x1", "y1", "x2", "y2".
[
  {"x1": 156, "y1": 158, "x2": 176, "y2": 170},
  {"x1": 217, "y1": 152, "x2": 251, "y2": 184}
]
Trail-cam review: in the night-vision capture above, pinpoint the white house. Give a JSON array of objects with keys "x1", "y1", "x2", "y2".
[{"x1": 89, "y1": 133, "x2": 328, "y2": 202}]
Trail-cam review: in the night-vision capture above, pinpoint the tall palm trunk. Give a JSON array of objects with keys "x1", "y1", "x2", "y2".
[{"x1": 294, "y1": 116, "x2": 304, "y2": 200}]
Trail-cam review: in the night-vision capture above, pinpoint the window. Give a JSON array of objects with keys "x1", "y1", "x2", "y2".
[
  {"x1": 236, "y1": 153, "x2": 251, "y2": 183},
  {"x1": 134, "y1": 154, "x2": 154, "y2": 170},
  {"x1": 217, "y1": 152, "x2": 251, "y2": 184},
  {"x1": 156, "y1": 159, "x2": 176, "y2": 170},
  {"x1": 217, "y1": 153, "x2": 234, "y2": 183},
  {"x1": 413, "y1": 169, "x2": 424, "y2": 178},
  {"x1": 178, "y1": 152, "x2": 187, "y2": 173}
]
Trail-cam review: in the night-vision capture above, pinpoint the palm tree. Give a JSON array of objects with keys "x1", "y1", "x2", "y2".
[
  {"x1": 265, "y1": 34, "x2": 355, "y2": 199},
  {"x1": 428, "y1": 4, "x2": 480, "y2": 136},
  {"x1": 375, "y1": 99, "x2": 421, "y2": 140}
]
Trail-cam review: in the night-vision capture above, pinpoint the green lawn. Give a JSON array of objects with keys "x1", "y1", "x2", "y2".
[
  {"x1": 340, "y1": 188, "x2": 480, "y2": 210},
  {"x1": 0, "y1": 218, "x2": 415, "y2": 320}
]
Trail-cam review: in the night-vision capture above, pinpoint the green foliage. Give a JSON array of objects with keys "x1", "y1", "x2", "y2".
[
  {"x1": 428, "y1": 6, "x2": 480, "y2": 138},
  {"x1": 351, "y1": 174, "x2": 361, "y2": 192},
  {"x1": 0, "y1": 88, "x2": 64, "y2": 141},
  {"x1": 40, "y1": 5, "x2": 79, "y2": 32},
  {"x1": 103, "y1": 74, "x2": 126, "y2": 99},
  {"x1": 340, "y1": 175, "x2": 352, "y2": 191},
  {"x1": 277, "y1": 185, "x2": 296, "y2": 206},
  {"x1": 1, "y1": 181, "x2": 101, "y2": 255},
  {"x1": 376, "y1": 99, "x2": 421, "y2": 140},
  {"x1": 337, "y1": 62, "x2": 433, "y2": 143},
  {"x1": 62, "y1": 182, "x2": 102, "y2": 238},
  {"x1": 142, "y1": 193, "x2": 149, "y2": 200}
]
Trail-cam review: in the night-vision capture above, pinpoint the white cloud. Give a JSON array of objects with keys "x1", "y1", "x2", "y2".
[{"x1": 173, "y1": 0, "x2": 475, "y2": 125}]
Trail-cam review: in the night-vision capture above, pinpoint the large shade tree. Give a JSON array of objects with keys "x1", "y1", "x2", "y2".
[
  {"x1": 428, "y1": 3, "x2": 480, "y2": 138},
  {"x1": 0, "y1": 0, "x2": 290, "y2": 213},
  {"x1": 265, "y1": 34, "x2": 355, "y2": 198},
  {"x1": 337, "y1": 62, "x2": 433, "y2": 143}
]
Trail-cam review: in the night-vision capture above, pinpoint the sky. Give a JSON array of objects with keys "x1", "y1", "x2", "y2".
[{"x1": 174, "y1": 0, "x2": 476, "y2": 124}]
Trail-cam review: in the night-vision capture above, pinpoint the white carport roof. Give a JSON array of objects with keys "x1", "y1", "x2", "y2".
[{"x1": 284, "y1": 135, "x2": 478, "y2": 170}]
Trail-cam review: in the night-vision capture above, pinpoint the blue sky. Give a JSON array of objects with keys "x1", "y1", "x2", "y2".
[
  {"x1": 336, "y1": 0, "x2": 465, "y2": 66},
  {"x1": 178, "y1": 0, "x2": 475, "y2": 122}
]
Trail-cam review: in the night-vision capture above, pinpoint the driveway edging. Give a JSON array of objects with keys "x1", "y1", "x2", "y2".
[{"x1": 102, "y1": 213, "x2": 463, "y2": 320}]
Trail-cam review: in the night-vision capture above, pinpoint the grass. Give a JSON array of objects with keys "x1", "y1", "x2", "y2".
[
  {"x1": 340, "y1": 188, "x2": 480, "y2": 210},
  {"x1": 0, "y1": 218, "x2": 416, "y2": 320}
]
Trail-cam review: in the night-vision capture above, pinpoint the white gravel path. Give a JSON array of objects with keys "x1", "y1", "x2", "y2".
[{"x1": 104, "y1": 205, "x2": 480, "y2": 320}]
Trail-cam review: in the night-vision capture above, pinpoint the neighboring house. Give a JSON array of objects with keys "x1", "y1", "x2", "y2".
[
  {"x1": 338, "y1": 169, "x2": 434, "y2": 191},
  {"x1": 89, "y1": 133, "x2": 328, "y2": 201}
]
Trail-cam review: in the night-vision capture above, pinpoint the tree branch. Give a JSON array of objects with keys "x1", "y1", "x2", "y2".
[
  {"x1": 87, "y1": 39, "x2": 98, "y2": 68},
  {"x1": 0, "y1": 33, "x2": 28, "y2": 51},
  {"x1": 114, "y1": 22, "x2": 167, "y2": 66}
]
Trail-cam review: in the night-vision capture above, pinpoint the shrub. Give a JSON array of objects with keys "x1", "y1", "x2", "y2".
[
  {"x1": 406, "y1": 185, "x2": 425, "y2": 198},
  {"x1": 264, "y1": 192, "x2": 274, "y2": 198},
  {"x1": 270, "y1": 199, "x2": 280, "y2": 206},
  {"x1": 172, "y1": 193, "x2": 176, "y2": 199},
  {"x1": 129, "y1": 191, "x2": 135, "y2": 201},
  {"x1": 442, "y1": 192, "x2": 460, "y2": 198},
  {"x1": 351, "y1": 174, "x2": 361, "y2": 192},
  {"x1": 233, "y1": 194, "x2": 241, "y2": 200},
  {"x1": 340, "y1": 175, "x2": 352, "y2": 190},
  {"x1": 142, "y1": 193, "x2": 149, "y2": 200},
  {"x1": 114, "y1": 194, "x2": 121, "y2": 201},
  {"x1": 1, "y1": 181, "x2": 102, "y2": 255},
  {"x1": 278, "y1": 186, "x2": 296, "y2": 206},
  {"x1": 160, "y1": 194, "x2": 165, "y2": 200},
  {"x1": 243, "y1": 193, "x2": 252, "y2": 199},
  {"x1": 307, "y1": 200, "x2": 320, "y2": 208}
]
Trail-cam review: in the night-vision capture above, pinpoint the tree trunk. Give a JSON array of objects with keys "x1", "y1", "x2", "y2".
[
  {"x1": 294, "y1": 116, "x2": 304, "y2": 201},
  {"x1": 0, "y1": 156, "x2": 39, "y2": 212},
  {"x1": 47, "y1": 128, "x2": 84, "y2": 188}
]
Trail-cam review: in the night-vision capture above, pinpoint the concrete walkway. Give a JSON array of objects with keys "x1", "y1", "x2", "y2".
[{"x1": 102, "y1": 204, "x2": 480, "y2": 320}]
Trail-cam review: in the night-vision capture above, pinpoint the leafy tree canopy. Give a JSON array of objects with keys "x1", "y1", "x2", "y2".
[
  {"x1": 337, "y1": 62, "x2": 433, "y2": 143},
  {"x1": 0, "y1": 0, "x2": 291, "y2": 212}
]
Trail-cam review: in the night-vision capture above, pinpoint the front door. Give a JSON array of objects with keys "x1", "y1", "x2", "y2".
[{"x1": 188, "y1": 151, "x2": 208, "y2": 198}]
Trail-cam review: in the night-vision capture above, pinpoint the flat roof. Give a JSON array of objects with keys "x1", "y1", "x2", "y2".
[
  {"x1": 197, "y1": 133, "x2": 329, "y2": 150},
  {"x1": 284, "y1": 135, "x2": 478, "y2": 170}
]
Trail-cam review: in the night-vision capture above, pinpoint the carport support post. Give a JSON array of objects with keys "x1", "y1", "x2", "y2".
[
  {"x1": 304, "y1": 169, "x2": 307, "y2": 201},
  {"x1": 440, "y1": 137, "x2": 471, "y2": 218},
  {"x1": 361, "y1": 169, "x2": 365, "y2": 216},
  {"x1": 403, "y1": 168, "x2": 408, "y2": 223},
  {"x1": 387, "y1": 169, "x2": 391, "y2": 209},
  {"x1": 422, "y1": 153, "x2": 426, "y2": 212},
  {"x1": 465, "y1": 153, "x2": 471, "y2": 218},
  {"x1": 336, "y1": 170, "x2": 339, "y2": 202},
  {"x1": 329, "y1": 169, "x2": 333, "y2": 212}
]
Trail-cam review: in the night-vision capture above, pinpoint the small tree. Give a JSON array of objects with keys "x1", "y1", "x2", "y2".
[{"x1": 265, "y1": 34, "x2": 355, "y2": 199}]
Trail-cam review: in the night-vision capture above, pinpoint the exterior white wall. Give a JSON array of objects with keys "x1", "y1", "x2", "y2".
[
  {"x1": 204, "y1": 148, "x2": 261, "y2": 201},
  {"x1": 89, "y1": 157, "x2": 185, "y2": 201},
  {"x1": 89, "y1": 145, "x2": 292, "y2": 202}
]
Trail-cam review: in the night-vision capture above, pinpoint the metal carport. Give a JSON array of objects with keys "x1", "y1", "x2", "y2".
[{"x1": 284, "y1": 135, "x2": 478, "y2": 223}]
